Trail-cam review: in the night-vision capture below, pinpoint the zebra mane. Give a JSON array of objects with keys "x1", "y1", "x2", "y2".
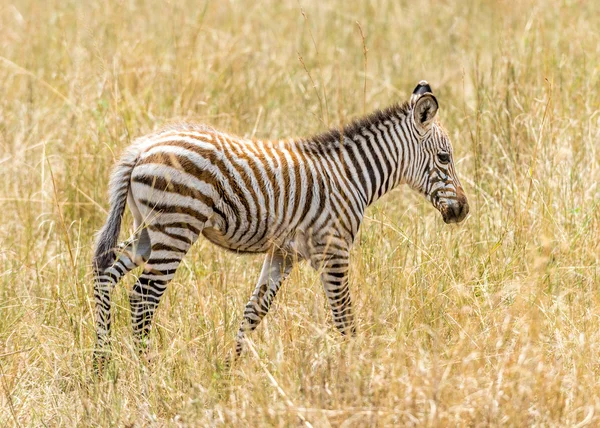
[
  {"x1": 154, "y1": 102, "x2": 411, "y2": 146},
  {"x1": 309, "y1": 101, "x2": 410, "y2": 145}
]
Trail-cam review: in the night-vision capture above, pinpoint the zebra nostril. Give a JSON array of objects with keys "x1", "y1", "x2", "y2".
[
  {"x1": 462, "y1": 202, "x2": 470, "y2": 218},
  {"x1": 453, "y1": 204, "x2": 461, "y2": 218},
  {"x1": 453, "y1": 201, "x2": 469, "y2": 223}
]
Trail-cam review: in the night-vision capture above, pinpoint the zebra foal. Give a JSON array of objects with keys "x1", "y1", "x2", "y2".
[{"x1": 92, "y1": 81, "x2": 469, "y2": 370}]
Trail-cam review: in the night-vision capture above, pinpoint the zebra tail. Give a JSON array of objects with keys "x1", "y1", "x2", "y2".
[{"x1": 93, "y1": 145, "x2": 140, "y2": 273}]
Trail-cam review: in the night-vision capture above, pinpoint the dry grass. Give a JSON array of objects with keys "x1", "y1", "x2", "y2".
[{"x1": 1, "y1": 0, "x2": 600, "y2": 425}]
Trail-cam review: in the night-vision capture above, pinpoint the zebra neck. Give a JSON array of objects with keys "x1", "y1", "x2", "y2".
[
  {"x1": 305, "y1": 102, "x2": 412, "y2": 209},
  {"x1": 339, "y1": 115, "x2": 408, "y2": 207}
]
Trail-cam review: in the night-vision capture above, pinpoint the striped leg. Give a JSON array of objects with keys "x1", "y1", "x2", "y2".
[
  {"x1": 235, "y1": 250, "x2": 294, "y2": 357},
  {"x1": 93, "y1": 237, "x2": 149, "y2": 371},
  {"x1": 129, "y1": 226, "x2": 197, "y2": 355},
  {"x1": 311, "y1": 244, "x2": 355, "y2": 336}
]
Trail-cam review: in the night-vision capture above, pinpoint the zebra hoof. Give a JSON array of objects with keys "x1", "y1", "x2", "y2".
[{"x1": 92, "y1": 350, "x2": 109, "y2": 377}]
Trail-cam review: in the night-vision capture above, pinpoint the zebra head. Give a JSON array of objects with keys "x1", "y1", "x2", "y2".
[{"x1": 406, "y1": 81, "x2": 469, "y2": 224}]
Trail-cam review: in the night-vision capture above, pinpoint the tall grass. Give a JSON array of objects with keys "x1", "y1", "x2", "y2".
[{"x1": 1, "y1": 0, "x2": 599, "y2": 425}]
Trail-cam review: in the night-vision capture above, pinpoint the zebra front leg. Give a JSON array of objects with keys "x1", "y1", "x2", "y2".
[
  {"x1": 311, "y1": 245, "x2": 355, "y2": 336},
  {"x1": 93, "y1": 239, "x2": 146, "y2": 373},
  {"x1": 235, "y1": 250, "x2": 294, "y2": 358}
]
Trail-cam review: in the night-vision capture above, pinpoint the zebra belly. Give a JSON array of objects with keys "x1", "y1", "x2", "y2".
[
  {"x1": 200, "y1": 212, "x2": 278, "y2": 254},
  {"x1": 201, "y1": 222, "x2": 311, "y2": 260},
  {"x1": 200, "y1": 227, "x2": 271, "y2": 254}
]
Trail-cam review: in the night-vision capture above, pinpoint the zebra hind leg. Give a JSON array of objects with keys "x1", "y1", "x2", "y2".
[
  {"x1": 234, "y1": 250, "x2": 294, "y2": 359},
  {"x1": 93, "y1": 229, "x2": 151, "y2": 374},
  {"x1": 128, "y1": 223, "x2": 199, "y2": 358}
]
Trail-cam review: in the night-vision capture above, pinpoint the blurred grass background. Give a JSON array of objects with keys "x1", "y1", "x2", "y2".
[{"x1": 1, "y1": 0, "x2": 600, "y2": 425}]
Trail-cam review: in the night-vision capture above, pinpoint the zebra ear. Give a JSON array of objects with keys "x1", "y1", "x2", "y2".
[
  {"x1": 413, "y1": 93, "x2": 438, "y2": 130},
  {"x1": 411, "y1": 80, "x2": 433, "y2": 101}
]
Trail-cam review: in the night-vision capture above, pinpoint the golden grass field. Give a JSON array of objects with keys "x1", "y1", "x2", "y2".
[{"x1": 1, "y1": 0, "x2": 600, "y2": 425}]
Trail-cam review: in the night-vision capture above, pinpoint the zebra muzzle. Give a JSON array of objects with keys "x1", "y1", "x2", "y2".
[{"x1": 440, "y1": 194, "x2": 469, "y2": 224}]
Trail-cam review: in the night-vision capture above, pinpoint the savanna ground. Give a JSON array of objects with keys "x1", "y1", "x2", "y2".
[{"x1": 1, "y1": 0, "x2": 600, "y2": 425}]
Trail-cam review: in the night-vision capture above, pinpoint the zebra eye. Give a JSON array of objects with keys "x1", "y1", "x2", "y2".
[{"x1": 437, "y1": 152, "x2": 450, "y2": 164}]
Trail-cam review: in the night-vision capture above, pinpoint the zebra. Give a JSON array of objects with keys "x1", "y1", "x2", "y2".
[{"x1": 92, "y1": 81, "x2": 469, "y2": 370}]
